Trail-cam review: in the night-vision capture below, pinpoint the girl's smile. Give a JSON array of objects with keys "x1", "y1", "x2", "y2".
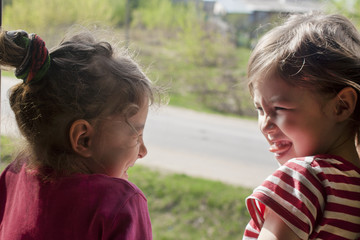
[{"x1": 268, "y1": 140, "x2": 292, "y2": 158}]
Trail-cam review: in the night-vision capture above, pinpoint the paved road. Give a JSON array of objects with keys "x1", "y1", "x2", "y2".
[{"x1": 1, "y1": 76, "x2": 278, "y2": 188}]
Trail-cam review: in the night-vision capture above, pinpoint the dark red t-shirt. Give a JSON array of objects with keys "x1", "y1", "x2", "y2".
[{"x1": 0, "y1": 160, "x2": 152, "y2": 240}]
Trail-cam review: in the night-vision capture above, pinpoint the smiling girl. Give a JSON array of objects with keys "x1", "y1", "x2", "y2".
[
  {"x1": 0, "y1": 29, "x2": 156, "y2": 239},
  {"x1": 243, "y1": 12, "x2": 360, "y2": 239}
]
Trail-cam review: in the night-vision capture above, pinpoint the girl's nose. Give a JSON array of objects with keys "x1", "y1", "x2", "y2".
[
  {"x1": 260, "y1": 115, "x2": 276, "y2": 134},
  {"x1": 138, "y1": 142, "x2": 148, "y2": 159}
]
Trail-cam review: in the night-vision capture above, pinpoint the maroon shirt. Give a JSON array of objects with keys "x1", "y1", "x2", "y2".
[{"x1": 0, "y1": 161, "x2": 152, "y2": 240}]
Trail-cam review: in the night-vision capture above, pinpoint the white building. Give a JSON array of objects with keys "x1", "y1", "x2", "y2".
[
  {"x1": 210, "y1": 0, "x2": 324, "y2": 15},
  {"x1": 202, "y1": 0, "x2": 325, "y2": 46}
]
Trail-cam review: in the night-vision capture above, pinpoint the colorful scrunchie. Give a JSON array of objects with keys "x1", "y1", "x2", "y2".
[{"x1": 6, "y1": 30, "x2": 51, "y2": 84}]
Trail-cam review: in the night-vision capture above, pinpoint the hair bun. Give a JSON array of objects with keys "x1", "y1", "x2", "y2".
[{"x1": 6, "y1": 30, "x2": 51, "y2": 84}]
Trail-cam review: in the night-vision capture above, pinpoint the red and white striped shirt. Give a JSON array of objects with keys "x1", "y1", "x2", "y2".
[{"x1": 243, "y1": 155, "x2": 360, "y2": 239}]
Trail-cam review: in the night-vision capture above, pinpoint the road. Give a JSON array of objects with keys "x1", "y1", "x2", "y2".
[{"x1": 1, "y1": 76, "x2": 278, "y2": 188}]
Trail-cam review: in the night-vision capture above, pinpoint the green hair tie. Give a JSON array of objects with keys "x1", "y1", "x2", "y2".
[{"x1": 7, "y1": 30, "x2": 51, "y2": 84}]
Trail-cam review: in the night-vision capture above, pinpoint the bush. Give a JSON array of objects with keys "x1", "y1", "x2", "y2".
[{"x1": 4, "y1": 0, "x2": 119, "y2": 45}]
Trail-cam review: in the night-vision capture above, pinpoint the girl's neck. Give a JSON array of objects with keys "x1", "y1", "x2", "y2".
[{"x1": 329, "y1": 136, "x2": 360, "y2": 168}]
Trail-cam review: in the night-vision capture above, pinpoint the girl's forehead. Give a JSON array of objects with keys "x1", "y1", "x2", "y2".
[
  {"x1": 252, "y1": 76, "x2": 297, "y2": 100},
  {"x1": 252, "y1": 76, "x2": 330, "y2": 109},
  {"x1": 251, "y1": 75, "x2": 280, "y2": 91}
]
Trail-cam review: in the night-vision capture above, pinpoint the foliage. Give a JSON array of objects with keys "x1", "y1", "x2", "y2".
[
  {"x1": 327, "y1": 0, "x2": 360, "y2": 26},
  {"x1": 3, "y1": 0, "x2": 12, "y2": 6},
  {"x1": 104, "y1": 0, "x2": 141, "y2": 27},
  {"x1": 225, "y1": 13, "x2": 253, "y2": 47},
  {"x1": 132, "y1": 28, "x2": 253, "y2": 115},
  {"x1": 129, "y1": 165, "x2": 252, "y2": 240},
  {"x1": 106, "y1": 0, "x2": 127, "y2": 27},
  {"x1": 132, "y1": 0, "x2": 178, "y2": 30},
  {"x1": 132, "y1": 0, "x2": 219, "y2": 66},
  {"x1": 130, "y1": 0, "x2": 253, "y2": 115},
  {"x1": 3, "y1": 0, "x2": 255, "y2": 116},
  {"x1": 3, "y1": 0, "x2": 118, "y2": 42}
]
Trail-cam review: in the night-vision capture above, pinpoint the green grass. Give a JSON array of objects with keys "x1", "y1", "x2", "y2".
[
  {"x1": 1, "y1": 135, "x2": 252, "y2": 239},
  {"x1": 169, "y1": 93, "x2": 219, "y2": 114},
  {"x1": 129, "y1": 166, "x2": 252, "y2": 240},
  {"x1": 1, "y1": 70, "x2": 15, "y2": 78},
  {"x1": 170, "y1": 93, "x2": 257, "y2": 120},
  {"x1": 0, "y1": 135, "x2": 18, "y2": 171}
]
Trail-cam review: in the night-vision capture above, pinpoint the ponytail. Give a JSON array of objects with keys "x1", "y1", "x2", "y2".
[{"x1": 0, "y1": 30, "x2": 50, "y2": 84}]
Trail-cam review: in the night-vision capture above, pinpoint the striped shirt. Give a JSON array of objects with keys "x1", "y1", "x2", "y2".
[{"x1": 243, "y1": 155, "x2": 360, "y2": 240}]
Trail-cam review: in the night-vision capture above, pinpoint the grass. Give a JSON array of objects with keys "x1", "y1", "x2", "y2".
[
  {"x1": 1, "y1": 70, "x2": 15, "y2": 78},
  {"x1": 169, "y1": 93, "x2": 221, "y2": 114},
  {"x1": 170, "y1": 93, "x2": 257, "y2": 120},
  {"x1": 128, "y1": 166, "x2": 252, "y2": 239},
  {"x1": 0, "y1": 135, "x2": 18, "y2": 171},
  {"x1": 1, "y1": 135, "x2": 252, "y2": 239}
]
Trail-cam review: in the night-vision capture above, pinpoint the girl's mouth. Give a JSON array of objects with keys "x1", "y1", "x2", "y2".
[
  {"x1": 123, "y1": 164, "x2": 135, "y2": 180},
  {"x1": 123, "y1": 171, "x2": 129, "y2": 180},
  {"x1": 269, "y1": 141, "x2": 292, "y2": 157}
]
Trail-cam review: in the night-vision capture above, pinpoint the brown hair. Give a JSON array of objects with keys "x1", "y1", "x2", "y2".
[
  {"x1": 1, "y1": 29, "x2": 156, "y2": 176},
  {"x1": 248, "y1": 12, "x2": 360, "y2": 142}
]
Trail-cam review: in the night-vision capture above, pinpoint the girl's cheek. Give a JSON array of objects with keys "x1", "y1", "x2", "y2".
[
  {"x1": 257, "y1": 115, "x2": 266, "y2": 131},
  {"x1": 127, "y1": 137, "x2": 140, "y2": 148},
  {"x1": 275, "y1": 114, "x2": 293, "y2": 130}
]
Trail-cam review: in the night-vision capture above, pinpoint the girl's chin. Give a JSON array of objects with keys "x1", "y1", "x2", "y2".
[
  {"x1": 275, "y1": 153, "x2": 294, "y2": 165},
  {"x1": 108, "y1": 170, "x2": 129, "y2": 180},
  {"x1": 269, "y1": 142, "x2": 293, "y2": 165},
  {"x1": 121, "y1": 171, "x2": 129, "y2": 180}
]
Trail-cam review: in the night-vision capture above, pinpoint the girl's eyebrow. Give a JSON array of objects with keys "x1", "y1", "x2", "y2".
[
  {"x1": 134, "y1": 124, "x2": 145, "y2": 131},
  {"x1": 269, "y1": 95, "x2": 291, "y2": 104}
]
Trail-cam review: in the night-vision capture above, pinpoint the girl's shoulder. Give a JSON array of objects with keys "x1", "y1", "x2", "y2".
[
  {"x1": 285, "y1": 154, "x2": 360, "y2": 176},
  {"x1": 247, "y1": 154, "x2": 360, "y2": 240},
  {"x1": 1, "y1": 160, "x2": 147, "y2": 208},
  {"x1": 61, "y1": 173, "x2": 147, "y2": 201},
  {"x1": 276, "y1": 154, "x2": 360, "y2": 191}
]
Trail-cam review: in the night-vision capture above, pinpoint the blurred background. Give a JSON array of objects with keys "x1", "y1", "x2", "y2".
[
  {"x1": 2, "y1": 0, "x2": 359, "y2": 115},
  {"x1": 1, "y1": 0, "x2": 359, "y2": 239}
]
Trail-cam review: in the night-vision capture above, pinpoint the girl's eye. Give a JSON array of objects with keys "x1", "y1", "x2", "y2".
[
  {"x1": 255, "y1": 107, "x2": 264, "y2": 114},
  {"x1": 274, "y1": 107, "x2": 288, "y2": 111},
  {"x1": 136, "y1": 134, "x2": 143, "y2": 143}
]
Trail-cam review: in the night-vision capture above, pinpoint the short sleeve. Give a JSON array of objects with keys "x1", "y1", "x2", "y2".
[
  {"x1": 243, "y1": 219, "x2": 261, "y2": 240},
  {"x1": 245, "y1": 158, "x2": 326, "y2": 239},
  {"x1": 108, "y1": 192, "x2": 152, "y2": 240}
]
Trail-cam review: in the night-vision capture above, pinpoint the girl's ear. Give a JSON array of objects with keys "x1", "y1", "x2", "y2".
[
  {"x1": 334, "y1": 87, "x2": 358, "y2": 122},
  {"x1": 69, "y1": 119, "x2": 94, "y2": 158}
]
